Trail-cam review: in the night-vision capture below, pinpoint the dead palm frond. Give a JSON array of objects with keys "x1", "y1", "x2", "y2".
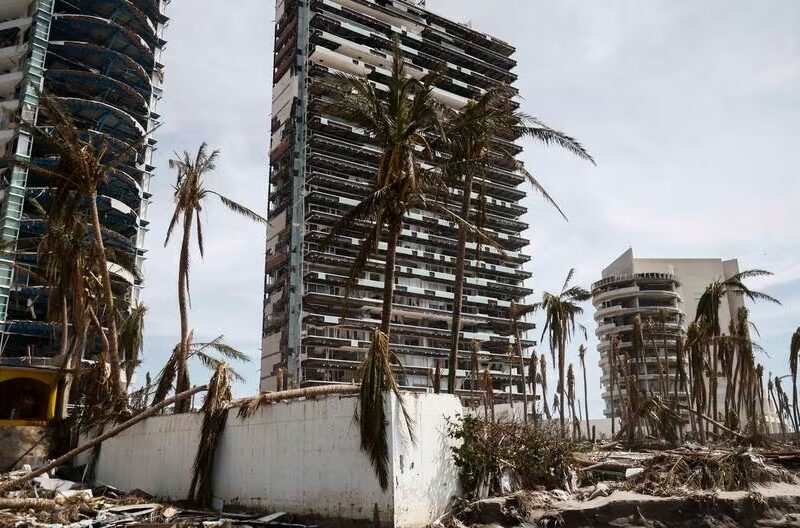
[
  {"x1": 529, "y1": 351, "x2": 538, "y2": 426},
  {"x1": 356, "y1": 330, "x2": 415, "y2": 490},
  {"x1": 118, "y1": 304, "x2": 146, "y2": 388},
  {"x1": 188, "y1": 363, "x2": 232, "y2": 506},
  {"x1": 539, "y1": 354, "x2": 552, "y2": 420}
]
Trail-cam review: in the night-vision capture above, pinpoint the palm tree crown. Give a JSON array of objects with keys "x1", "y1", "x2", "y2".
[
  {"x1": 694, "y1": 269, "x2": 780, "y2": 336},
  {"x1": 531, "y1": 269, "x2": 591, "y2": 430}
]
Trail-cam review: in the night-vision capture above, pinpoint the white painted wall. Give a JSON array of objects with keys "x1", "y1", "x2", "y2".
[{"x1": 89, "y1": 392, "x2": 462, "y2": 528}]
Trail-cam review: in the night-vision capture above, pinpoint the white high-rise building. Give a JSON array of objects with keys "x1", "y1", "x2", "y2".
[{"x1": 591, "y1": 249, "x2": 745, "y2": 419}]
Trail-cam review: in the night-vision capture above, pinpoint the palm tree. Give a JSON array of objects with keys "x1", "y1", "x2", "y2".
[
  {"x1": 790, "y1": 328, "x2": 800, "y2": 441},
  {"x1": 578, "y1": 344, "x2": 591, "y2": 439},
  {"x1": 164, "y1": 143, "x2": 266, "y2": 412},
  {"x1": 695, "y1": 270, "x2": 780, "y2": 424},
  {"x1": 10, "y1": 94, "x2": 147, "y2": 402},
  {"x1": 322, "y1": 43, "x2": 444, "y2": 343},
  {"x1": 443, "y1": 86, "x2": 594, "y2": 394},
  {"x1": 531, "y1": 269, "x2": 591, "y2": 431}
]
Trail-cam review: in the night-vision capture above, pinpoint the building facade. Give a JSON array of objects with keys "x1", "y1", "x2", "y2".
[
  {"x1": 261, "y1": 0, "x2": 534, "y2": 398},
  {"x1": 0, "y1": 0, "x2": 166, "y2": 421},
  {"x1": 591, "y1": 248, "x2": 744, "y2": 419}
]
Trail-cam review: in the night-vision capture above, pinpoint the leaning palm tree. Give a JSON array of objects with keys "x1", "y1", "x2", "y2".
[
  {"x1": 531, "y1": 269, "x2": 591, "y2": 431},
  {"x1": 164, "y1": 143, "x2": 266, "y2": 412},
  {"x1": 578, "y1": 344, "x2": 591, "y2": 439},
  {"x1": 695, "y1": 270, "x2": 780, "y2": 423},
  {"x1": 10, "y1": 94, "x2": 146, "y2": 401},
  {"x1": 443, "y1": 86, "x2": 594, "y2": 394}
]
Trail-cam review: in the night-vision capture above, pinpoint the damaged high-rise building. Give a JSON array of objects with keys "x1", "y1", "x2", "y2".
[
  {"x1": 261, "y1": 0, "x2": 534, "y2": 398},
  {"x1": 0, "y1": 0, "x2": 165, "y2": 420},
  {"x1": 591, "y1": 249, "x2": 745, "y2": 420}
]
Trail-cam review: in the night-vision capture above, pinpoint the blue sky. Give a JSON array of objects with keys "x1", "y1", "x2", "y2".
[{"x1": 138, "y1": 0, "x2": 800, "y2": 417}]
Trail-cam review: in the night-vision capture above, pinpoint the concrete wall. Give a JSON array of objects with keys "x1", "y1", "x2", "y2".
[
  {"x1": 0, "y1": 425, "x2": 52, "y2": 471},
  {"x1": 89, "y1": 392, "x2": 462, "y2": 528}
]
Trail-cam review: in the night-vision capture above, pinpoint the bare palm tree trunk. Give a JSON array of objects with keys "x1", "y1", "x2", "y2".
[
  {"x1": 512, "y1": 314, "x2": 528, "y2": 422},
  {"x1": 58, "y1": 294, "x2": 72, "y2": 418},
  {"x1": 448, "y1": 173, "x2": 473, "y2": 395},
  {"x1": 661, "y1": 315, "x2": 670, "y2": 401},
  {"x1": 610, "y1": 339, "x2": 616, "y2": 436},
  {"x1": 582, "y1": 355, "x2": 590, "y2": 439},
  {"x1": 529, "y1": 354, "x2": 538, "y2": 427},
  {"x1": 380, "y1": 219, "x2": 402, "y2": 338},
  {"x1": 558, "y1": 337, "x2": 566, "y2": 431},
  {"x1": 89, "y1": 192, "x2": 122, "y2": 399},
  {"x1": 769, "y1": 385, "x2": 786, "y2": 441},
  {"x1": 792, "y1": 362, "x2": 799, "y2": 442},
  {"x1": 175, "y1": 210, "x2": 194, "y2": 413},
  {"x1": 711, "y1": 335, "x2": 719, "y2": 431},
  {"x1": 507, "y1": 346, "x2": 513, "y2": 408}
]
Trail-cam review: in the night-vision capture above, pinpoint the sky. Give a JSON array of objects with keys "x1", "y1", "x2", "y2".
[{"x1": 138, "y1": 0, "x2": 800, "y2": 417}]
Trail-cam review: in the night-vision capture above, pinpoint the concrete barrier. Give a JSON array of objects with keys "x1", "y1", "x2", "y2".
[{"x1": 88, "y1": 392, "x2": 462, "y2": 527}]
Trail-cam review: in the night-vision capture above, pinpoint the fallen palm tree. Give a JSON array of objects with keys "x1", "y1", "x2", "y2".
[
  {"x1": 235, "y1": 383, "x2": 361, "y2": 418},
  {"x1": 0, "y1": 384, "x2": 209, "y2": 495}
]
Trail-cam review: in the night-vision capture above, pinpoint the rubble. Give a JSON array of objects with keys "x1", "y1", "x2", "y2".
[
  {"x1": 0, "y1": 466, "x2": 317, "y2": 528},
  {"x1": 435, "y1": 445, "x2": 800, "y2": 527}
]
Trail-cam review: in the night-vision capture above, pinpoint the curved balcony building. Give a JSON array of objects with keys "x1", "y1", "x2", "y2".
[
  {"x1": 592, "y1": 249, "x2": 744, "y2": 421},
  {"x1": 0, "y1": 0, "x2": 166, "y2": 369}
]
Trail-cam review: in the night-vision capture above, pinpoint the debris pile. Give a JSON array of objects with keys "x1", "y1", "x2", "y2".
[
  {"x1": 435, "y1": 444, "x2": 800, "y2": 528},
  {"x1": 0, "y1": 466, "x2": 315, "y2": 527},
  {"x1": 626, "y1": 449, "x2": 798, "y2": 496}
]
